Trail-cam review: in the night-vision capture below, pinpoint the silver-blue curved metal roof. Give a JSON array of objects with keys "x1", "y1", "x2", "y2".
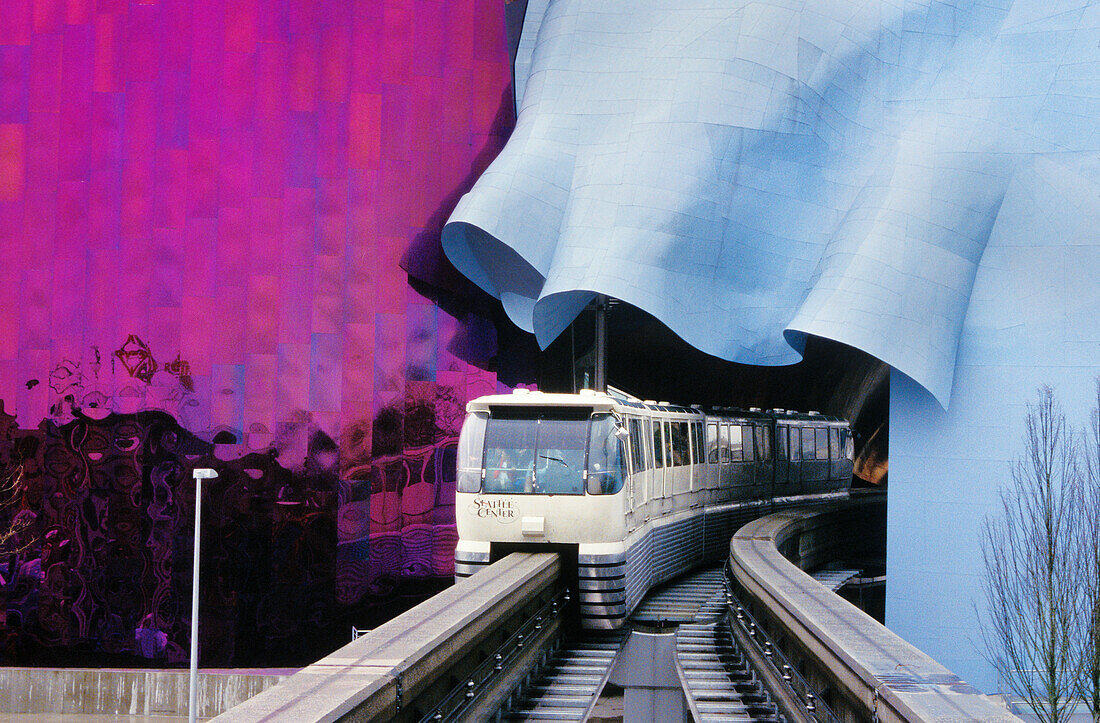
[{"x1": 443, "y1": 0, "x2": 1100, "y2": 408}]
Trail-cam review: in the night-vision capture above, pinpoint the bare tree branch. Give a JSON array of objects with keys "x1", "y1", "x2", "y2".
[
  {"x1": 1080, "y1": 378, "x2": 1100, "y2": 721},
  {"x1": 978, "y1": 386, "x2": 1084, "y2": 723}
]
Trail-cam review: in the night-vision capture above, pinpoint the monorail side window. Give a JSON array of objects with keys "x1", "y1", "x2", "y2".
[
  {"x1": 457, "y1": 411, "x2": 488, "y2": 492},
  {"x1": 829, "y1": 428, "x2": 841, "y2": 460},
  {"x1": 801, "y1": 426, "x2": 815, "y2": 459},
  {"x1": 789, "y1": 427, "x2": 800, "y2": 461},
  {"x1": 644, "y1": 419, "x2": 654, "y2": 469},
  {"x1": 815, "y1": 428, "x2": 829, "y2": 460},
  {"x1": 670, "y1": 422, "x2": 689, "y2": 466},
  {"x1": 728, "y1": 424, "x2": 741, "y2": 462},
  {"x1": 707, "y1": 422, "x2": 719, "y2": 463},
  {"x1": 718, "y1": 423, "x2": 731, "y2": 463},
  {"x1": 692, "y1": 422, "x2": 704, "y2": 464},
  {"x1": 754, "y1": 427, "x2": 768, "y2": 462},
  {"x1": 652, "y1": 420, "x2": 664, "y2": 468},
  {"x1": 588, "y1": 414, "x2": 627, "y2": 494},
  {"x1": 742, "y1": 426, "x2": 756, "y2": 462},
  {"x1": 629, "y1": 418, "x2": 646, "y2": 473},
  {"x1": 776, "y1": 425, "x2": 787, "y2": 461}
]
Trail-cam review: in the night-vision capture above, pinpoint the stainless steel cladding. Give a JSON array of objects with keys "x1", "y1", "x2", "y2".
[{"x1": 453, "y1": 389, "x2": 853, "y2": 628}]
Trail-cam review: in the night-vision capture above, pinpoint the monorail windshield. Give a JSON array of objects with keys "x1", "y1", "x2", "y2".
[{"x1": 455, "y1": 408, "x2": 626, "y2": 495}]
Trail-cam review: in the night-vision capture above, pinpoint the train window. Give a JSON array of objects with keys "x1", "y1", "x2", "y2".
[
  {"x1": 829, "y1": 428, "x2": 840, "y2": 460},
  {"x1": 718, "y1": 424, "x2": 732, "y2": 463},
  {"x1": 457, "y1": 412, "x2": 488, "y2": 492},
  {"x1": 801, "y1": 426, "x2": 815, "y2": 459},
  {"x1": 587, "y1": 414, "x2": 627, "y2": 494},
  {"x1": 483, "y1": 416, "x2": 539, "y2": 493},
  {"x1": 670, "y1": 422, "x2": 689, "y2": 466},
  {"x1": 536, "y1": 419, "x2": 589, "y2": 492},
  {"x1": 728, "y1": 424, "x2": 741, "y2": 462},
  {"x1": 652, "y1": 420, "x2": 664, "y2": 468},
  {"x1": 742, "y1": 426, "x2": 755, "y2": 462},
  {"x1": 815, "y1": 428, "x2": 829, "y2": 460},
  {"x1": 693, "y1": 422, "x2": 705, "y2": 464},
  {"x1": 481, "y1": 414, "x2": 588, "y2": 494},
  {"x1": 629, "y1": 418, "x2": 645, "y2": 474},
  {"x1": 776, "y1": 426, "x2": 787, "y2": 462},
  {"x1": 754, "y1": 427, "x2": 768, "y2": 462},
  {"x1": 707, "y1": 423, "x2": 719, "y2": 463},
  {"x1": 789, "y1": 427, "x2": 800, "y2": 462},
  {"x1": 642, "y1": 419, "x2": 651, "y2": 469}
]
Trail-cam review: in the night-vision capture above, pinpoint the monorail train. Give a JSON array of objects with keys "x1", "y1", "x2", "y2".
[{"x1": 453, "y1": 388, "x2": 852, "y2": 628}]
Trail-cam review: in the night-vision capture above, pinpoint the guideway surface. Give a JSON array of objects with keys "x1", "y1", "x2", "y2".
[
  {"x1": 216, "y1": 552, "x2": 561, "y2": 722},
  {"x1": 496, "y1": 565, "x2": 747, "y2": 721},
  {"x1": 729, "y1": 498, "x2": 1022, "y2": 722},
  {"x1": 619, "y1": 565, "x2": 783, "y2": 723},
  {"x1": 215, "y1": 494, "x2": 1014, "y2": 722}
]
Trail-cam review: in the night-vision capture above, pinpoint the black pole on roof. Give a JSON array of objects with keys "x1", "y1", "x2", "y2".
[{"x1": 594, "y1": 294, "x2": 608, "y2": 393}]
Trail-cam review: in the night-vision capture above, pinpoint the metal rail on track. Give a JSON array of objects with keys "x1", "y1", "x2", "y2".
[
  {"x1": 724, "y1": 587, "x2": 839, "y2": 723},
  {"x1": 632, "y1": 567, "x2": 728, "y2": 625},
  {"x1": 496, "y1": 629, "x2": 624, "y2": 722},
  {"x1": 216, "y1": 552, "x2": 562, "y2": 722},
  {"x1": 674, "y1": 584, "x2": 784, "y2": 723},
  {"x1": 421, "y1": 587, "x2": 572, "y2": 722},
  {"x1": 728, "y1": 497, "x2": 1022, "y2": 723}
]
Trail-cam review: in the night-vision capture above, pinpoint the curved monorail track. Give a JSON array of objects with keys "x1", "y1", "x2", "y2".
[{"x1": 218, "y1": 493, "x2": 1020, "y2": 722}]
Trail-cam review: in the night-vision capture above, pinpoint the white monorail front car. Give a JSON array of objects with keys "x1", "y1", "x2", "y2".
[{"x1": 454, "y1": 389, "x2": 852, "y2": 629}]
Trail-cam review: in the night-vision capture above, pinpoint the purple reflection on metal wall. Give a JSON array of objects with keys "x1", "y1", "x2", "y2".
[{"x1": 0, "y1": 0, "x2": 519, "y2": 665}]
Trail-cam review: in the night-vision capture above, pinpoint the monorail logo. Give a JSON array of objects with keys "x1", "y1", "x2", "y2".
[{"x1": 470, "y1": 496, "x2": 517, "y2": 523}]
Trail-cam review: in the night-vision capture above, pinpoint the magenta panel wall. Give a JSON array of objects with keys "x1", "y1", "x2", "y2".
[{"x1": 0, "y1": 0, "x2": 516, "y2": 666}]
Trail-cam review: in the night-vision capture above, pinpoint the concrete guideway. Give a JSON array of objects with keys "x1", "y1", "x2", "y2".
[
  {"x1": 728, "y1": 496, "x2": 1023, "y2": 722},
  {"x1": 216, "y1": 552, "x2": 562, "y2": 722},
  {"x1": 206, "y1": 494, "x2": 1021, "y2": 722}
]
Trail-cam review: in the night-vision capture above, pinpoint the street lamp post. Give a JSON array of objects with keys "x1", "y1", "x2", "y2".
[{"x1": 189, "y1": 468, "x2": 218, "y2": 723}]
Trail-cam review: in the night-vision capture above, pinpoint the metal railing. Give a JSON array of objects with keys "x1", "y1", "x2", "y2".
[
  {"x1": 723, "y1": 566, "x2": 840, "y2": 723},
  {"x1": 418, "y1": 588, "x2": 570, "y2": 722}
]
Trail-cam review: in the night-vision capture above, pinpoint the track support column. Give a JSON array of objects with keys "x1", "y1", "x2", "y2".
[{"x1": 610, "y1": 629, "x2": 689, "y2": 722}]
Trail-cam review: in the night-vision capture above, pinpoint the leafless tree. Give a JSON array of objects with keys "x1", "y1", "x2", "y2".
[
  {"x1": 1080, "y1": 379, "x2": 1100, "y2": 720},
  {"x1": 979, "y1": 386, "x2": 1083, "y2": 723}
]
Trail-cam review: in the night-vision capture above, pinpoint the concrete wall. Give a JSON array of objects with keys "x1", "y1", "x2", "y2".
[{"x1": 0, "y1": 668, "x2": 290, "y2": 718}]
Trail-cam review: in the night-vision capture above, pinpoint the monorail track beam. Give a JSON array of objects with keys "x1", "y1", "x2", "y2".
[{"x1": 216, "y1": 553, "x2": 562, "y2": 722}]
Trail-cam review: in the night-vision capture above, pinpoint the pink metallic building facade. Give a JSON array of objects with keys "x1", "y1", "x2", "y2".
[{"x1": 0, "y1": 0, "x2": 520, "y2": 665}]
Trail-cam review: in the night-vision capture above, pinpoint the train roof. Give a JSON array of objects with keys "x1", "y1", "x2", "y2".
[
  {"x1": 467, "y1": 390, "x2": 846, "y2": 424},
  {"x1": 466, "y1": 389, "x2": 704, "y2": 415},
  {"x1": 703, "y1": 406, "x2": 847, "y2": 424},
  {"x1": 466, "y1": 389, "x2": 621, "y2": 413}
]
